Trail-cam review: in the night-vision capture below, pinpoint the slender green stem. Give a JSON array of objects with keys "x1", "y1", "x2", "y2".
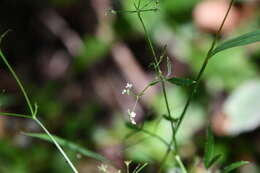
[
  {"x1": 134, "y1": 163, "x2": 149, "y2": 173},
  {"x1": 0, "y1": 50, "x2": 34, "y2": 115},
  {"x1": 0, "y1": 112, "x2": 32, "y2": 119},
  {"x1": 158, "y1": 147, "x2": 171, "y2": 173},
  {"x1": 136, "y1": 4, "x2": 175, "y2": 139},
  {"x1": 175, "y1": 155, "x2": 188, "y2": 173},
  {"x1": 34, "y1": 117, "x2": 79, "y2": 173},
  {"x1": 114, "y1": 8, "x2": 158, "y2": 14},
  {"x1": 137, "y1": 11, "x2": 158, "y2": 65},
  {"x1": 0, "y1": 45, "x2": 79, "y2": 173},
  {"x1": 175, "y1": 0, "x2": 235, "y2": 134},
  {"x1": 135, "y1": 7, "x2": 180, "y2": 173}
]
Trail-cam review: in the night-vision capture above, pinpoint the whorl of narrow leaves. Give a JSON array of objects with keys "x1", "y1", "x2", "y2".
[
  {"x1": 24, "y1": 133, "x2": 109, "y2": 163},
  {"x1": 167, "y1": 77, "x2": 196, "y2": 87},
  {"x1": 222, "y1": 161, "x2": 249, "y2": 173},
  {"x1": 210, "y1": 30, "x2": 260, "y2": 57}
]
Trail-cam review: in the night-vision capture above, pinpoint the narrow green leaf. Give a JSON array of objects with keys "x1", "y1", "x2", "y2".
[
  {"x1": 222, "y1": 161, "x2": 249, "y2": 173},
  {"x1": 211, "y1": 30, "x2": 260, "y2": 57},
  {"x1": 149, "y1": 80, "x2": 160, "y2": 86},
  {"x1": 0, "y1": 112, "x2": 32, "y2": 119},
  {"x1": 162, "y1": 114, "x2": 178, "y2": 123},
  {"x1": 208, "y1": 154, "x2": 222, "y2": 168},
  {"x1": 204, "y1": 126, "x2": 215, "y2": 169},
  {"x1": 24, "y1": 133, "x2": 109, "y2": 163},
  {"x1": 167, "y1": 77, "x2": 196, "y2": 86}
]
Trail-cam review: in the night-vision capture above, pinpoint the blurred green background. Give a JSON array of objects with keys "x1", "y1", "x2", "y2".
[{"x1": 0, "y1": 0, "x2": 260, "y2": 172}]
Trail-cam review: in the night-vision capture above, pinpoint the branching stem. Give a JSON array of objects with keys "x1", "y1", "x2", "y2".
[{"x1": 0, "y1": 47, "x2": 79, "y2": 173}]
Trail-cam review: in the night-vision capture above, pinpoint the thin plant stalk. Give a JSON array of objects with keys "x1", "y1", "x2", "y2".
[
  {"x1": 158, "y1": 0, "x2": 235, "y2": 171},
  {"x1": 0, "y1": 47, "x2": 79, "y2": 173},
  {"x1": 133, "y1": 2, "x2": 183, "y2": 173},
  {"x1": 133, "y1": 0, "x2": 235, "y2": 172},
  {"x1": 175, "y1": 0, "x2": 235, "y2": 133}
]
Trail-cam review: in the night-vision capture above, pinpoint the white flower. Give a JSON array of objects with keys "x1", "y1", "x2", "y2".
[
  {"x1": 98, "y1": 164, "x2": 108, "y2": 172},
  {"x1": 130, "y1": 117, "x2": 136, "y2": 125},
  {"x1": 126, "y1": 83, "x2": 133, "y2": 89},
  {"x1": 121, "y1": 83, "x2": 133, "y2": 95},
  {"x1": 127, "y1": 109, "x2": 136, "y2": 118},
  {"x1": 127, "y1": 109, "x2": 136, "y2": 125},
  {"x1": 122, "y1": 89, "x2": 127, "y2": 95}
]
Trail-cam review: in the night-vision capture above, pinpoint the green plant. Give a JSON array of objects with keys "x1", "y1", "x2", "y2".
[
  {"x1": 110, "y1": 0, "x2": 259, "y2": 172},
  {"x1": 0, "y1": 30, "x2": 79, "y2": 173},
  {"x1": 0, "y1": 0, "x2": 260, "y2": 172}
]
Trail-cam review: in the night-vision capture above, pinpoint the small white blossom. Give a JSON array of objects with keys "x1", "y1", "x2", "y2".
[
  {"x1": 98, "y1": 164, "x2": 108, "y2": 172},
  {"x1": 127, "y1": 109, "x2": 136, "y2": 124},
  {"x1": 130, "y1": 117, "x2": 136, "y2": 125},
  {"x1": 122, "y1": 89, "x2": 127, "y2": 95},
  {"x1": 126, "y1": 83, "x2": 133, "y2": 89},
  {"x1": 127, "y1": 109, "x2": 136, "y2": 118},
  {"x1": 121, "y1": 83, "x2": 133, "y2": 95}
]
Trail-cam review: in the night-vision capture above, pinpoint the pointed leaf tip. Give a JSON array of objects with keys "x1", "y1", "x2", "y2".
[
  {"x1": 223, "y1": 161, "x2": 249, "y2": 173},
  {"x1": 210, "y1": 30, "x2": 260, "y2": 57}
]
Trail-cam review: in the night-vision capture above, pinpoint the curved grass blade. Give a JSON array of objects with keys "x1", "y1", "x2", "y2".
[
  {"x1": 222, "y1": 161, "x2": 249, "y2": 173},
  {"x1": 210, "y1": 30, "x2": 260, "y2": 57},
  {"x1": 23, "y1": 132, "x2": 109, "y2": 163}
]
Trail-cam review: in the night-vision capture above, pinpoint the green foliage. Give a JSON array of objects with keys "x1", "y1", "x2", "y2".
[
  {"x1": 0, "y1": 0, "x2": 258, "y2": 172},
  {"x1": 222, "y1": 161, "x2": 249, "y2": 173},
  {"x1": 211, "y1": 30, "x2": 260, "y2": 57},
  {"x1": 24, "y1": 133, "x2": 109, "y2": 163},
  {"x1": 167, "y1": 77, "x2": 196, "y2": 87},
  {"x1": 204, "y1": 126, "x2": 222, "y2": 169}
]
